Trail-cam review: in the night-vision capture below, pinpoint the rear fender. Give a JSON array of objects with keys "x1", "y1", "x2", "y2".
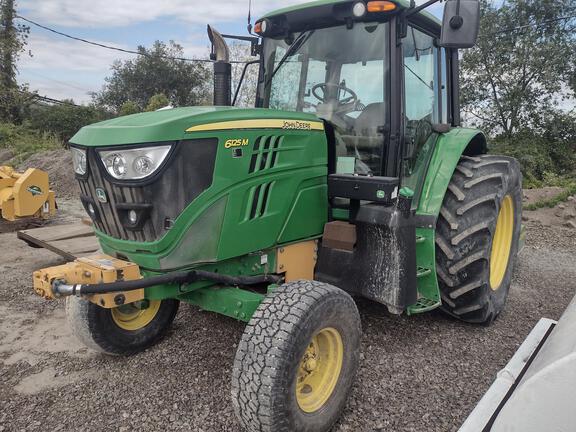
[
  {"x1": 408, "y1": 128, "x2": 487, "y2": 315},
  {"x1": 417, "y1": 128, "x2": 487, "y2": 219}
]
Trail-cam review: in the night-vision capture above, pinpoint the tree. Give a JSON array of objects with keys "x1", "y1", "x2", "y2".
[
  {"x1": 460, "y1": 0, "x2": 576, "y2": 138},
  {"x1": 0, "y1": 0, "x2": 30, "y2": 122},
  {"x1": 229, "y1": 42, "x2": 259, "y2": 108},
  {"x1": 94, "y1": 41, "x2": 210, "y2": 113},
  {"x1": 145, "y1": 93, "x2": 169, "y2": 111}
]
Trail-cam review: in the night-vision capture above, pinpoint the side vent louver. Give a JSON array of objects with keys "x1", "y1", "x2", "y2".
[
  {"x1": 248, "y1": 136, "x2": 284, "y2": 174},
  {"x1": 247, "y1": 182, "x2": 274, "y2": 220}
]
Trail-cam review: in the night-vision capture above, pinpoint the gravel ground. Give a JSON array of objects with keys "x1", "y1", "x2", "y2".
[{"x1": 1, "y1": 218, "x2": 575, "y2": 432}]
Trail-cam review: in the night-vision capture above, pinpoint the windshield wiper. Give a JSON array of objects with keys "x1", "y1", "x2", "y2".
[
  {"x1": 265, "y1": 30, "x2": 315, "y2": 88},
  {"x1": 405, "y1": 64, "x2": 433, "y2": 91}
]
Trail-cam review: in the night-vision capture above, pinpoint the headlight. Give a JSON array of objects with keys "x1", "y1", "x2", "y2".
[
  {"x1": 99, "y1": 145, "x2": 171, "y2": 180},
  {"x1": 71, "y1": 147, "x2": 87, "y2": 175}
]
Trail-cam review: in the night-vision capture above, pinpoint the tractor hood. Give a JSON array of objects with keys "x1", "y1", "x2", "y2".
[{"x1": 70, "y1": 107, "x2": 324, "y2": 147}]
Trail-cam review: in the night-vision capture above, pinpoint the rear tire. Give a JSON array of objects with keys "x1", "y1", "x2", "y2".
[
  {"x1": 435, "y1": 154, "x2": 522, "y2": 324},
  {"x1": 231, "y1": 280, "x2": 361, "y2": 432},
  {"x1": 65, "y1": 297, "x2": 179, "y2": 355}
]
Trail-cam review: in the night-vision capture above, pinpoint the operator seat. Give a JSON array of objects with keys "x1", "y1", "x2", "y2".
[{"x1": 354, "y1": 102, "x2": 385, "y2": 137}]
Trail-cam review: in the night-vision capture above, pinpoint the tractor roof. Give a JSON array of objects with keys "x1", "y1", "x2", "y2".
[{"x1": 263, "y1": 0, "x2": 441, "y2": 27}]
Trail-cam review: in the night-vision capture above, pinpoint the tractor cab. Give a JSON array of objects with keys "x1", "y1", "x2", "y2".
[
  {"x1": 259, "y1": 22, "x2": 390, "y2": 175},
  {"x1": 249, "y1": 0, "x2": 479, "y2": 182}
]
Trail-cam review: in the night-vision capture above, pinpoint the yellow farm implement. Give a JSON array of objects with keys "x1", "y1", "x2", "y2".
[{"x1": 0, "y1": 166, "x2": 56, "y2": 221}]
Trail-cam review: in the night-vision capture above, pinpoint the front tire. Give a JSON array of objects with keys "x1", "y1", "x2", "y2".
[
  {"x1": 65, "y1": 297, "x2": 179, "y2": 355},
  {"x1": 435, "y1": 154, "x2": 522, "y2": 324},
  {"x1": 231, "y1": 280, "x2": 362, "y2": 432}
]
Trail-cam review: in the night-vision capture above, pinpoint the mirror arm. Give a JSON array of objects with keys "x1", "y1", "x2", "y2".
[
  {"x1": 232, "y1": 60, "x2": 260, "y2": 106},
  {"x1": 406, "y1": 0, "x2": 442, "y2": 17},
  {"x1": 221, "y1": 34, "x2": 262, "y2": 57},
  {"x1": 449, "y1": 0, "x2": 464, "y2": 29},
  {"x1": 401, "y1": 0, "x2": 441, "y2": 38}
]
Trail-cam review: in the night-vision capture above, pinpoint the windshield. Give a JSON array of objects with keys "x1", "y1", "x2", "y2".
[{"x1": 259, "y1": 22, "x2": 389, "y2": 175}]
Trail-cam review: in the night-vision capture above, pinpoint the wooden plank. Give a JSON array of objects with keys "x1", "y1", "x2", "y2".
[
  {"x1": 17, "y1": 223, "x2": 99, "y2": 261},
  {"x1": 18, "y1": 223, "x2": 94, "y2": 242},
  {"x1": 49, "y1": 237, "x2": 100, "y2": 257}
]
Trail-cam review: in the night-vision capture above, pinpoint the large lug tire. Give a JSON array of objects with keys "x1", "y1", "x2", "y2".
[
  {"x1": 231, "y1": 280, "x2": 362, "y2": 432},
  {"x1": 435, "y1": 154, "x2": 522, "y2": 324},
  {"x1": 65, "y1": 296, "x2": 179, "y2": 355}
]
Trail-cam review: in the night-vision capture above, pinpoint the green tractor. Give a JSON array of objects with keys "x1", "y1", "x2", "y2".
[{"x1": 33, "y1": 0, "x2": 523, "y2": 430}]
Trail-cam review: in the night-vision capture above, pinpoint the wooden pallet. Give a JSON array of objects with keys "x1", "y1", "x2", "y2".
[{"x1": 17, "y1": 222, "x2": 100, "y2": 261}]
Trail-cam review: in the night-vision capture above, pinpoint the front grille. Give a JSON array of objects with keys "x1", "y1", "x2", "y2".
[{"x1": 77, "y1": 139, "x2": 217, "y2": 242}]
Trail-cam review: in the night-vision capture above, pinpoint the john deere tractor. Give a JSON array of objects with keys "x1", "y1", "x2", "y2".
[{"x1": 32, "y1": 1, "x2": 523, "y2": 430}]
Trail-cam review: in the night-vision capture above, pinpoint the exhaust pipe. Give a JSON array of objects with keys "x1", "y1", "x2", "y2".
[{"x1": 207, "y1": 25, "x2": 232, "y2": 106}]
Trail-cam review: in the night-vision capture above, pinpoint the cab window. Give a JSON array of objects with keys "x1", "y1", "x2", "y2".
[{"x1": 261, "y1": 22, "x2": 389, "y2": 175}]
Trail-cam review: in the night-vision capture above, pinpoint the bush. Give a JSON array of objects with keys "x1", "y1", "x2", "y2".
[
  {"x1": 489, "y1": 128, "x2": 576, "y2": 188},
  {"x1": 0, "y1": 122, "x2": 61, "y2": 163},
  {"x1": 119, "y1": 100, "x2": 141, "y2": 116},
  {"x1": 27, "y1": 102, "x2": 112, "y2": 143},
  {"x1": 145, "y1": 93, "x2": 170, "y2": 112}
]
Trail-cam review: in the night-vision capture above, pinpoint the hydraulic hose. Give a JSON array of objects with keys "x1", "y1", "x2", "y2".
[{"x1": 52, "y1": 270, "x2": 282, "y2": 297}]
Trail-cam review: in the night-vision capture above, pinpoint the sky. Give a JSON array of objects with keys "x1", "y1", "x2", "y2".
[{"x1": 16, "y1": 0, "x2": 443, "y2": 104}]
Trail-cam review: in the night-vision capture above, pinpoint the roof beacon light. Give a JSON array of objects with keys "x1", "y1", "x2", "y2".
[
  {"x1": 367, "y1": 1, "x2": 397, "y2": 12},
  {"x1": 254, "y1": 19, "x2": 269, "y2": 35},
  {"x1": 352, "y1": 2, "x2": 367, "y2": 17}
]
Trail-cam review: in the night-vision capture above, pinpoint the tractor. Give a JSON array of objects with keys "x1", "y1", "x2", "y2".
[{"x1": 32, "y1": 1, "x2": 523, "y2": 431}]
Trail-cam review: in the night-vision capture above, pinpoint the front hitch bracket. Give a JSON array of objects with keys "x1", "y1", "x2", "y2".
[{"x1": 33, "y1": 254, "x2": 144, "y2": 308}]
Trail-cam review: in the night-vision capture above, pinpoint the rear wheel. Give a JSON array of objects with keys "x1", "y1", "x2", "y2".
[
  {"x1": 231, "y1": 280, "x2": 361, "y2": 432},
  {"x1": 435, "y1": 154, "x2": 522, "y2": 324},
  {"x1": 66, "y1": 297, "x2": 179, "y2": 355}
]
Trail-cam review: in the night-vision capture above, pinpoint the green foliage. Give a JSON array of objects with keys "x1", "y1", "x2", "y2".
[
  {"x1": 0, "y1": 122, "x2": 60, "y2": 162},
  {"x1": 94, "y1": 41, "x2": 210, "y2": 113},
  {"x1": 27, "y1": 102, "x2": 111, "y2": 143},
  {"x1": 230, "y1": 42, "x2": 258, "y2": 108},
  {"x1": 461, "y1": 0, "x2": 576, "y2": 137},
  {"x1": 145, "y1": 93, "x2": 169, "y2": 112},
  {"x1": 463, "y1": 0, "x2": 576, "y2": 187},
  {"x1": 488, "y1": 110, "x2": 576, "y2": 187},
  {"x1": 524, "y1": 184, "x2": 576, "y2": 210},
  {"x1": 119, "y1": 100, "x2": 141, "y2": 116}
]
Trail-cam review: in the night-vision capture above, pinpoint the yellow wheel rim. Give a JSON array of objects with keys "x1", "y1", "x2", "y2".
[
  {"x1": 490, "y1": 195, "x2": 514, "y2": 290},
  {"x1": 111, "y1": 300, "x2": 161, "y2": 331},
  {"x1": 296, "y1": 327, "x2": 344, "y2": 413}
]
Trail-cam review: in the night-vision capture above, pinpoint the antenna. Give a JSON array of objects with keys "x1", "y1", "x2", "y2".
[{"x1": 247, "y1": 0, "x2": 253, "y2": 34}]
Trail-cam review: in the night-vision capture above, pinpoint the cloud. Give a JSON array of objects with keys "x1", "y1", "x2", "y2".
[
  {"x1": 16, "y1": 0, "x2": 445, "y2": 103},
  {"x1": 19, "y1": 33, "x2": 133, "y2": 72},
  {"x1": 21, "y1": 76, "x2": 94, "y2": 103},
  {"x1": 17, "y1": 31, "x2": 211, "y2": 103},
  {"x1": 19, "y1": 0, "x2": 312, "y2": 28}
]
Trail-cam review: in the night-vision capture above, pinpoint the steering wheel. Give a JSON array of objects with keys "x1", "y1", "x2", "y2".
[{"x1": 311, "y1": 83, "x2": 358, "y2": 107}]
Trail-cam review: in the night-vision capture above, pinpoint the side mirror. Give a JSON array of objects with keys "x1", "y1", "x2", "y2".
[{"x1": 440, "y1": 0, "x2": 480, "y2": 49}]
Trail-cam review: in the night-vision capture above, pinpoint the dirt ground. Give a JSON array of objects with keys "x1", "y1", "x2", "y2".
[
  {"x1": 522, "y1": 187, "x2": 576, "y2": 229},
  {"x1": 1, "y1": 160, "x2": 576, "y2": 430}
]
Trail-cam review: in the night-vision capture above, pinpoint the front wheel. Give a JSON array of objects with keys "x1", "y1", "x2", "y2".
[
  {"x1": 65, "y1": 296, "x2": 179, "y2": 355},
  {"x1": 231, "y1": 280, "x2": 362, "y2": 432}
]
